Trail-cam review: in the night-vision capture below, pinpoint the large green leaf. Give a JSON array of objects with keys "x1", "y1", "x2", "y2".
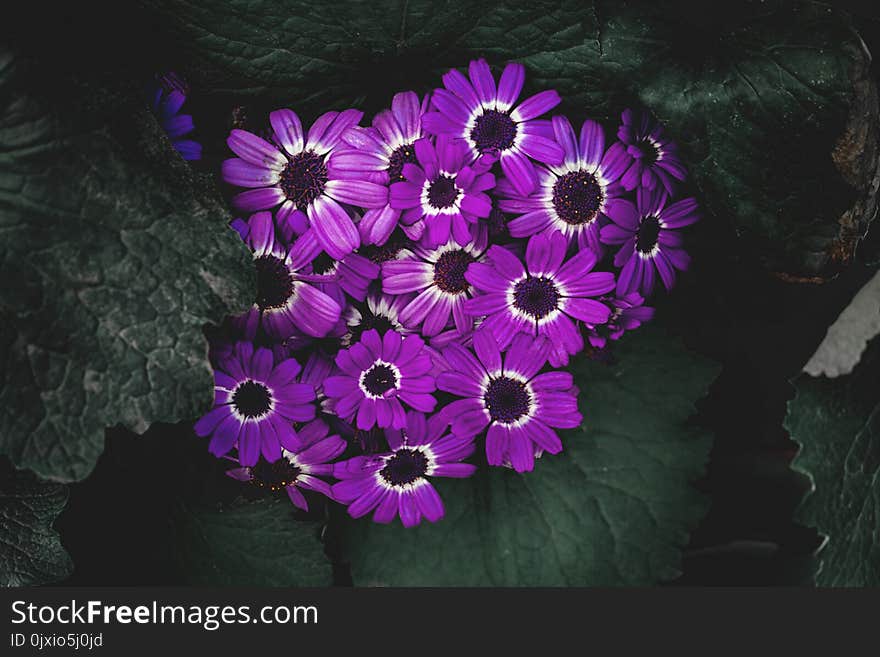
[
  {"x1": 341, "y1": 327, "x2": 718, "y2": 586},
  {"x1": 787, "y1": 335, "x2": 880, "y2": 586},
  {"x1": 143, "y1": 0, "x2": 877, "y2": 279},
  {"x1": 0, "y1": 461, "x2": 72, "y2": 586},
  {"x1": 0, "y1": 50, "x2": 254, "y2": 482},
  {"x1": 171, "y1": 496, "x2": 333, "y2": 586}
]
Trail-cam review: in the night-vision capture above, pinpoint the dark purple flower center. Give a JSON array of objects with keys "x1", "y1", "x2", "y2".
[
  {"x1": 361, "y1": 363, "x2": 398, "y2": 397},
  {"x1": 248, "y1": 457, "x2": 301, "y2": 490},
  {"x1": 255, "y1": 255, "x2": 294, "y2": 310},
  {"x1": 637, "y1": 138, "x2": 660, "y2": 165},
  {"x1": 552, "y1": 171, "x2": 604, "y2": 225},
  {"x1": 427, "y1": 175, "x2": 460, "y2": 209},
  {"x1": 433, "y1": 249, "x2": 475, "y2": 294},
  {"x1": 387, "y1": 143, "x2": 418, "y2": 183},
  {"x1": 470, "y1": 109, "x2": 517, "y2": 153},
  {"x1": 513, "y1": 276, "x2": 560, "y2": 319},
  {"x1": 349, "y1": 310, "x2": 395, "y2": 346},
  {"x1": 311, "y1": 252, "x2": 337, "y2": 275},
  {"x1": 279, "y1": 151, "x2": 328, "y2": 210},
  {"x1": 636, "y1": 216, "x2": 662, "y2": 254},
  {"x1": 484, "y1": 376, "x2": 531, "y2": 424},
  {"x1": 233, "y1": 380, "x2": 272, "y2": 418},
  {"x1": 380, "y1": 448, "x2": 429, "y2": 486},
  {"x1": 360, "y1": 236, "x2": 410, "y2": 264}
]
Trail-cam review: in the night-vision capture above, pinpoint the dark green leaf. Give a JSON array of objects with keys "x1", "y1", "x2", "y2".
[
  {"x1": 172, "y1": 496, "x2": 333, "y2": 586},
  {"x1": 787, "y1": 335, "x2": 880, "y2": 586},
  {"x1": 0, "y1": 461, "x2": 73, "y2": 586},
  {"x1": 342, "y1": 327, "x2": 718, "y2": 586},
  {"x1": 0, "y1": 50, "x2": 254, "y2": 482}
]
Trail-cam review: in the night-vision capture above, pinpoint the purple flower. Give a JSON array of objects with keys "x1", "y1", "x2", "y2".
[
  {"x1": 149, "y1": 73, "x2": 202, "y2": 161},
  {"x1": 309, "y1": 250, "x2": 381, "y2": 305},
  {"x1": 423, "y1": 58, "x2": 564, "y2": 195},
  {"x1": 585, "y1": 293, "x2": 655, "y2": 349},
  {"x1": 389, "y1": 135, "x2": 495, "y2": 247},
  {"x1": 601, "y1": 187, "x2": 699, "y2": 297},
  {"x1": 382, "y1": 223, "x2": 489, "y2": 337},
  {"x1": 498, "y1": 116, "x2": 630, "y2": 256},
  {"x1": 227, "y1": 418, "x2": 345, "y2": 510},
  {"x1": 331, "y1": 411, "x2": 476, "y2": 527},
  {"x1": 341, "y1": 291, "x2": 413, "y2": 347},
  {"x1": 324, "y1": 329, "x2": 437, "y2": 430},
  {"x1": 464, "y1": 231, "x2": 615, "y2": 366},
  {"x1": 339, "y1": 91, "x2": 432, "y2": 246},
  {"x1": 221, "y1": 108, "x2": 388, "y2": 259},
  {"x1": 194, "y1": 341, "x2": 317, "y2": 466},
  {"x1": 437, "y1": 330, "x2": 581, "y2": 472},
  {"x1": 610, "y1": 108, "x2": 687, "y2": 194},
  {"x1": 231, "y1": 212, "x2": 342, "y2": 339}
]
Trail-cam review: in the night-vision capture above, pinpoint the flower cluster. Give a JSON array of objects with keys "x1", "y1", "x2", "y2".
[{"x1": 189, "y1": 59, "x2": 700, "y2": 527}]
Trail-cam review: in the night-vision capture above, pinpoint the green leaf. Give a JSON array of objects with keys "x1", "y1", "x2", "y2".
[
  {"x1": 0, "y1": 461, "x2": 73, "y2": 586},
  {"x1": 143, "y1": 0, "x2": 877, "y2": 278},
  {"x1": 0, "y1": 50, "x2": 254, "y2": 482},
  {"x1": 787, "y1": 335, "x2": 880, "y2": 586},
  {"x1": 341, "y1": 327, "x2": 718, "y2": 586},
  {"x1": 171, "y1": 496, "x2": 333, "y2": 586}
]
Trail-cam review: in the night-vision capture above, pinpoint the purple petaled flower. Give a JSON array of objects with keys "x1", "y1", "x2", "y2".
[
  {"x1": 221, "y1": 108, "x2": 388, "y2": 259},
  {"x1": 339, "y1": 91, "x2": 432, "y2": 246},
  {"x1": 226, "y1": 418, "x2": 345, "y2": 510},
  {"x1": 610, "y1": 108, "x2": 687, "y2": 194},
  {"x1": 585, "y1": 293, "x2": 655, "y2": 349},
  {"x1": 232, "y1": 212, "x2": 342, "y2": 339},
  {"x1": 331, "y1": 411, "x2": 476, "y2": 527},
  {"x1": 498, "y1": 116, "x2": 630, "y2": 256},
  {"x1": 389, "y1": 136, "x2": 495, "y2": 247},
  {"x1": 601, "y1": 187, "x2": 698, "y2": 297},
  {"x1": 341, "y1": 291, "x2": 413, "y2": 347},
  {"x1": 308, "y1": 250, "x2": 381, "y2": 305},
  {"x1": 194, "y1": 341, "x2": 316, "y2": 466},
  {"x1": 422, "y1": 58, "x2": 564, "y2": 195},
  {"x1": 437, "y1": 330, "x2": 581, "y2": 472},
  {"x1": 357, "y1": 236, "x2": 416, "y2": 267},
  {"x1": 149, "y1": 73, "x2": 202, "y2": 161},
  {"x1": 382, "y1": 223, "x2": 489, "y2": 337},
  {"x1": 464, "y1": 231, "x2": 615, "y2": 366},
  {"x1": 324, "y1": 329, "x2": 437, "y2": 430}
]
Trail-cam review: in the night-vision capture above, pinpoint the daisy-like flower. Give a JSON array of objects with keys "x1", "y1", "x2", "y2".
[
  {"x1": 498, "y1": 116, "x2": 630, "y2": 255},
  {"x1": 389, "y1": 136, "x2": 495, "y2": 247},
  {"x1": 324, "y1": 329, "x2": 437, "y2": 430},
  {"x1": 437, "y1": 330, "x2": 581, "y2": 472},
  {"x1": 339, "y1": 91, "x2": 432, "y2": 246},
  {"x1": 341, "y1": 291, "x2": 413, "y2": 347},
  {"x1": 610, "y1": 108, "x2": 687, "y2": 194},
  {"x1": 194, "y1": 341, "x2": 317, "y2": 466},
  {"x1": 422, "y1": 58, "x2": 564, "y2": 195},
  {"x1": 331, "y1": 411, "x2": 476, "y2": 527},
  {"x1": 356, "y1": 230, "x2": 416, "y2": 265},
  {"x1": 226, "y1": 418, "x2": 345, "y2": 510},
  {"x1": 585, "y1": 293, "x2": 655, "y2": 349},
  {"x1": 149, "y1": 72, "x2": 202, "y2": 161},
  {"x1": 232, "y1": 212, "x2": 342, "y2": 340},
  {"x1": 600, "y1": 187, "x2": 699, "y2": 297},
  {"x1": 464, "y1": 231, "x2": 615, "y2": 366},
  {"x1": 221, "y1": 108, "x2": 388, "y2": 259},
  {"x1": 382, "y1": 224, "x2": 489, "y2": 337},
  {"x1": 308, "y1": 250, "x2": 381, "y2": 304}
]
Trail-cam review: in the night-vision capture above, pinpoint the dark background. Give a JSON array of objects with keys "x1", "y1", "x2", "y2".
[{"x1": 4, "y1": 0, "x2": 879, "y2": 586}]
